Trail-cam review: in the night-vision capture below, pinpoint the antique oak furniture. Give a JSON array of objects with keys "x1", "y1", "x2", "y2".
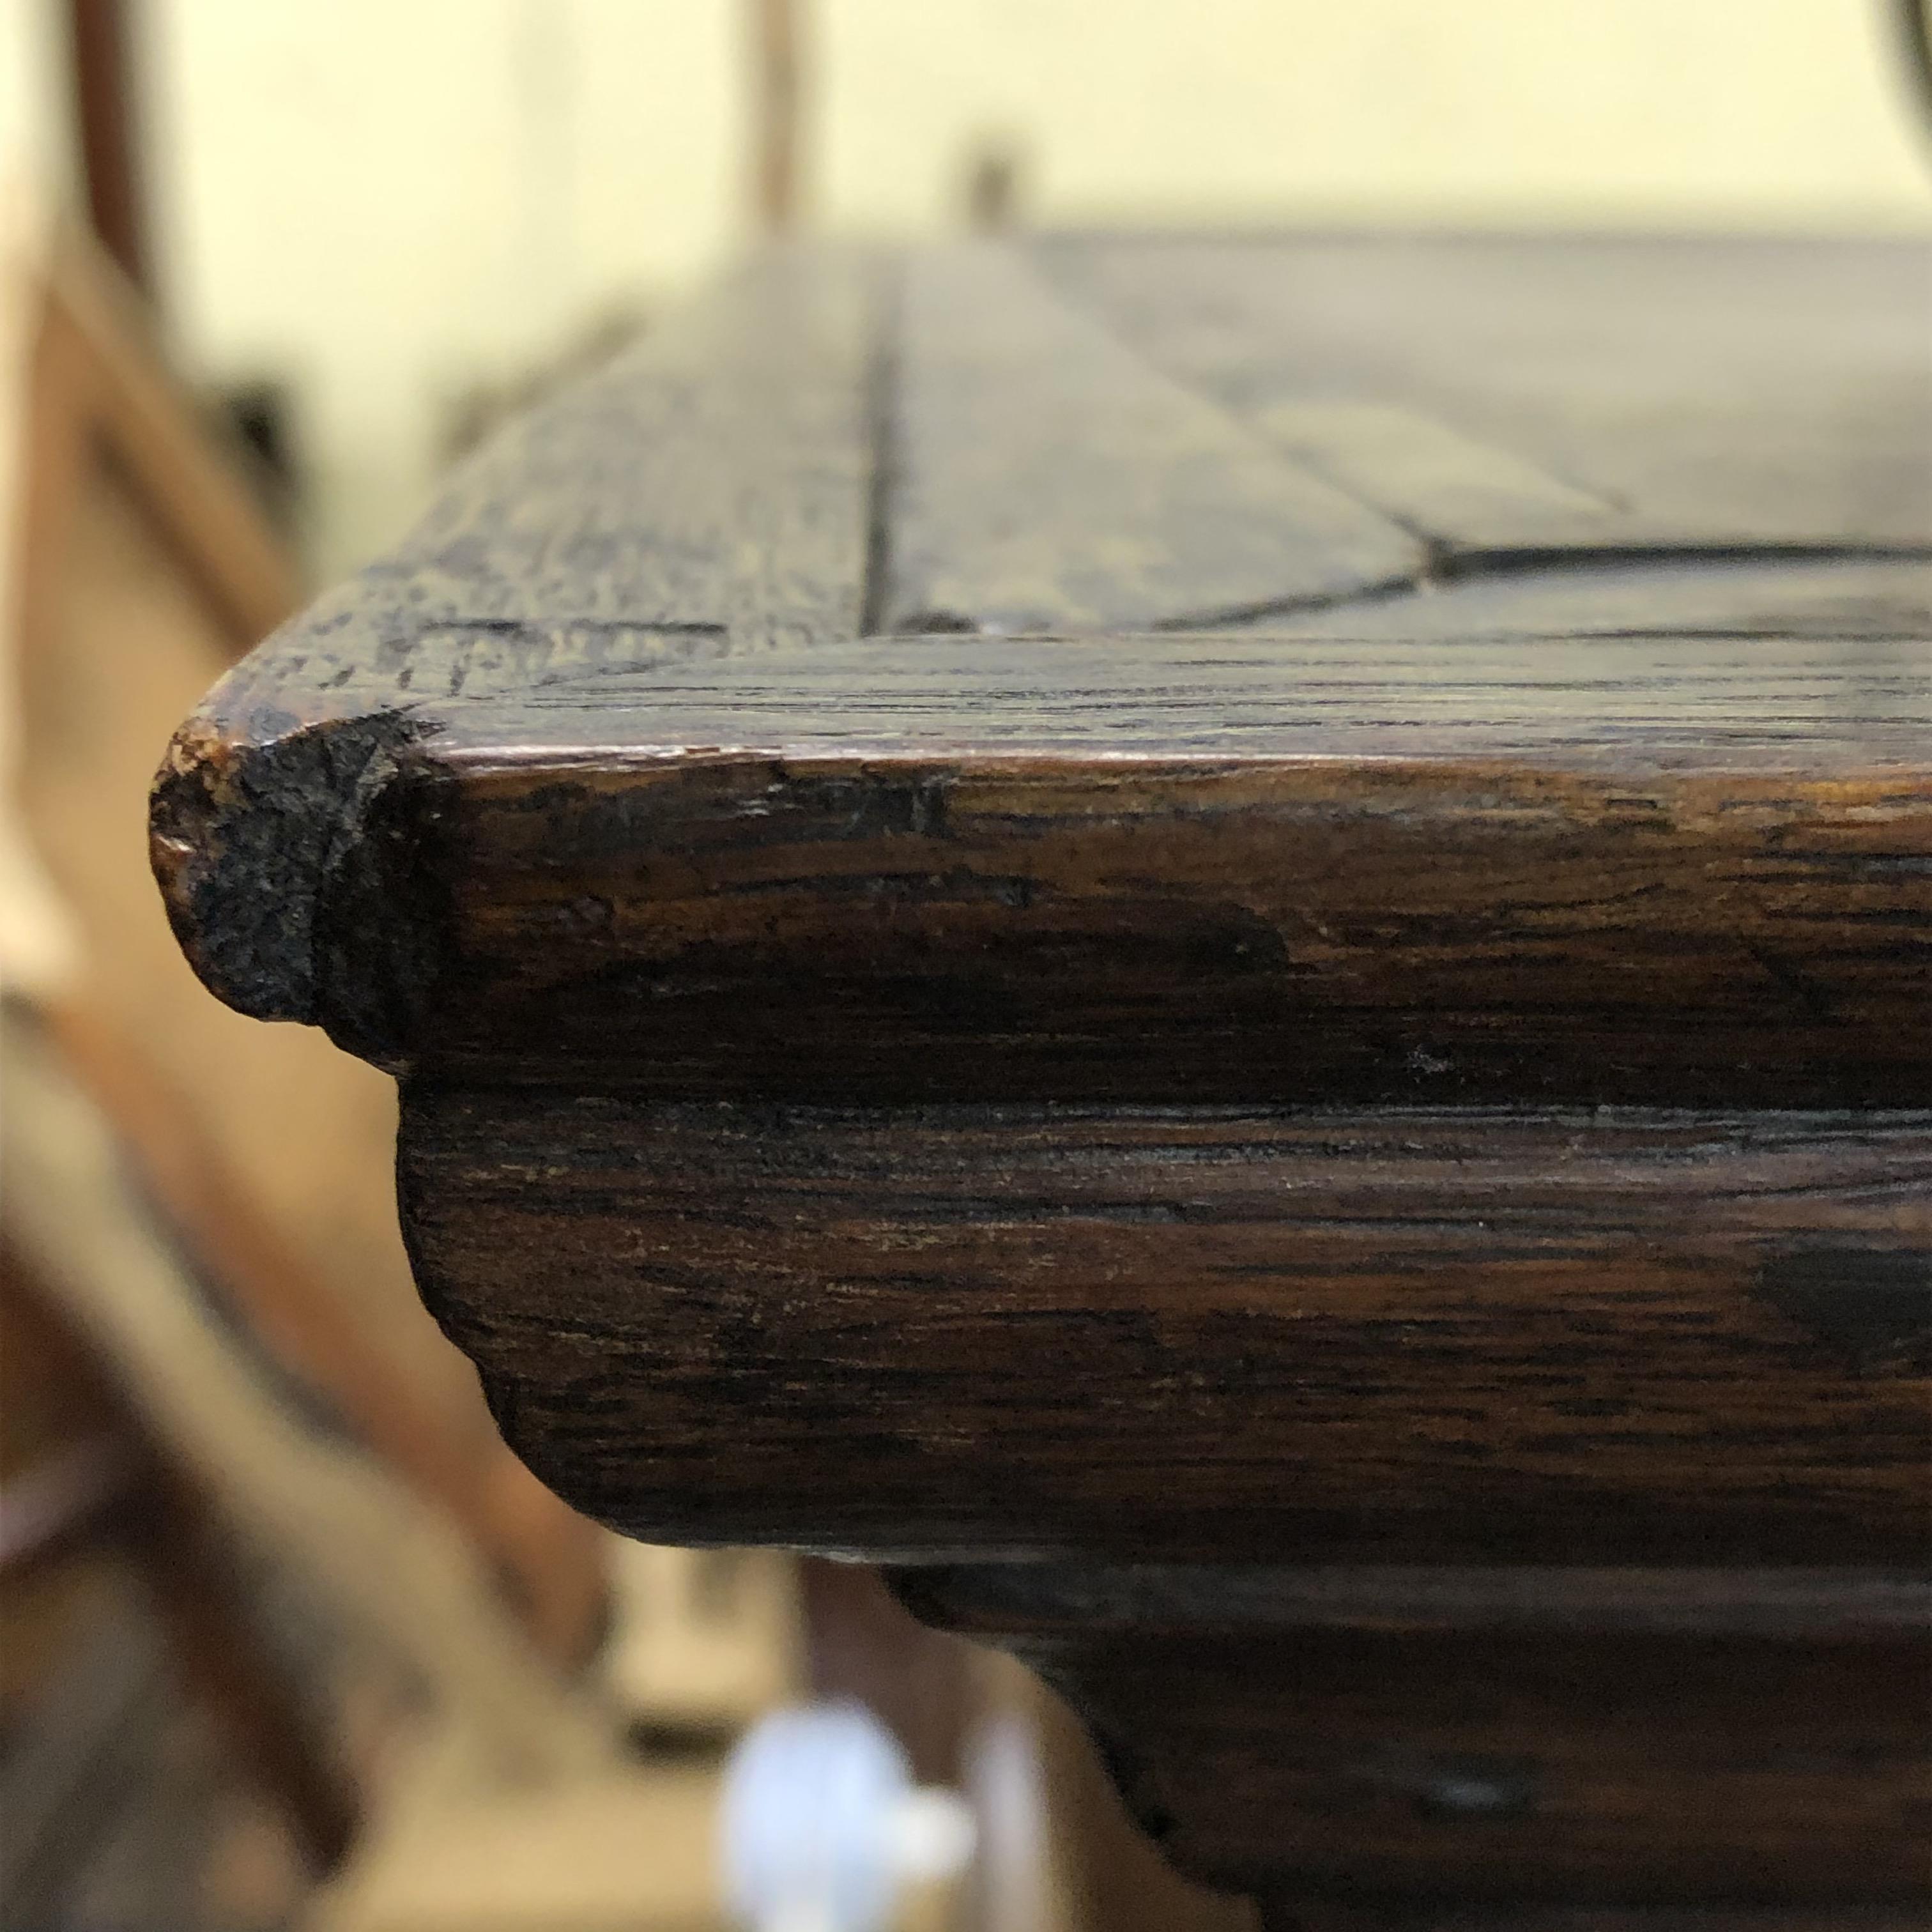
[{"x1": 151, "y1": 236, "x2": 1932, "y2": 1925}]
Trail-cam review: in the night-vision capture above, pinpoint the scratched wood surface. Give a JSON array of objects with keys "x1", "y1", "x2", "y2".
[
  {"x1": 148, "y1": 240, "x2": 1930, "y2": 1101},
  {"x1": 150, "y1": 235, "x2": 1932, "y2": 1916},
  {"x1": 270, "y1": 660, "x2": 1932, "y2": 1101},
  {"x1": 148, "y1": 624, "x2": 1932, "y2": 1099},
  {"x1": 401, "y1": 1096, "x2": 1929, "y2": 1565}
]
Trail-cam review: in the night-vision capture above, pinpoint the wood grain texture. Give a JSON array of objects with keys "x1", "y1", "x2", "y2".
[
  {"x1": 150, "y1": 238, "x2": 1931, "y2": 1091},
  {"x1": 147, "y1": 236, "x2": 1932, "y2": 1919},
  {"x1": 1037, "y1": 233, "x2": 1932, "y2": 554},
  {"x1": 153, "y1": 625, "x2": 1932, "y2": 1097},
  {"x1": 399, "y1": 1096, "x2": 1930, "y2": 1566},
  {"x1": 883, "y1": 245, "x2": 1422, "y2": 630},
  {"x1": 148, "y1": 243, "x2": 878, "y2": 1029},
  {"x1": 901, "y1": 1560, "x2": 1932, "y2": 1911}
]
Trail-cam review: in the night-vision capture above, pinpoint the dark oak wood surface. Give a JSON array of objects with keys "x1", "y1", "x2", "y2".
[
  {"x1": 1036, "y1": 234, "x2": 1932, "y2": 554},
  {"x1": 151, "y1": 235, "x2": 1932, "y2": 1917},
  {"x1": 402, "y1": 1098, "x2": 1929, "y2": 1565},
  {"x1": 988, "y1": 1619, "x2": 1930, "y2": 1907},
  {"x1": 158, "y1": 625, "x2": 1930, "y2": 1101}
]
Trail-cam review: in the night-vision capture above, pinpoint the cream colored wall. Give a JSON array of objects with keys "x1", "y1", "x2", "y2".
[
  {"x1": 1, "y1": 0, "x2": 77, "y2": 204},
  {"x1": 144, "y1": 0, "x2": 746, "y2": 571},
  {"x1": 819, "y1": 0, "x2": 1932, "y2": 233},
  {"x1": 22, "y1": 0, "x2": 1931, "y2": 575}
]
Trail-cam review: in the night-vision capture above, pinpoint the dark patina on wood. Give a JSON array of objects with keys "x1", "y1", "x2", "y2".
[
  {"x1": 151, "y1": 236, "x2": 1932, "y2": 1917},
  {"x1": 155, "y1": 632, "x2": 1931, "y2": 1105},
  {"x1": 401, "y1": 1099, "x2": 1930, "y2": 1565}
]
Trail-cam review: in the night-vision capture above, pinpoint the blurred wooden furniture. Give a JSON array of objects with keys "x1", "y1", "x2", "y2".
[
  {"x1": 151, "y1": 236, "x2": 1932, "y2": 1926},
  {"x1": 18, "y1": 225, "x2": 293, "y2": 650},
  {"x1": 6, "y1": 220, "x2": 611, "y2": 1673},
  {"x1": 0, "y1": 1239, "x2": 364, "y2": 1878},
  {"x1": 4, "y1": 218, "x2": 666, "y2": 1919},
  {"x1": 1, "y1": 1006, "x2": 693, "y2": 1929}
]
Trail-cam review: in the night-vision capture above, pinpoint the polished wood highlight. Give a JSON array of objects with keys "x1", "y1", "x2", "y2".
[{"x1": 152, "y1": 236, "x2": 1932, "y2": 1918}]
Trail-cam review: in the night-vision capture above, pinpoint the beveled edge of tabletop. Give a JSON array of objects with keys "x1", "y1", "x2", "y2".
[{"x1": 146, "y1": 236, "x2": 1932, "y2": 1073}]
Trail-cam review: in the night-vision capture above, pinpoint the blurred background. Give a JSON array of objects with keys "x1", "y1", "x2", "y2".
[
  {"x1": 1, "y1": 5, "x2": 1929, "y2": 1930},
  {"x1": 6, "y1": 0, "x2": 1931, "y2": 579}
]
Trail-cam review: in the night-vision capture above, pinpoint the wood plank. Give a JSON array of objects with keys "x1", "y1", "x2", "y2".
[
  {"x1": 883, "y1": 245, "x2": 1422, "y2": 631},
  {"x1": 1250, "y1": 395, "x2": 1620, "y2": 542},
  {"x1": 1238, "y1": 555, "x2": 1931, "y2": 640},
  {"x1": 1038, "y1": 234, "x2": 1932, "y2": 556},
  {"x1": 381, "y1": 622, "x2": 1930, "y2": 763},
  {"x1": 153, "y1": 625, "x2": 1932, "y2": 1101},
  {"x1": 399, "y1": 1096, "x2": 1931, "y2": 1566},
  {"x1": 149, "y1": 238, "x2": 1931, "y2": 1098},
  {"x1": 916, "y1": 1558, "x2": 1932, "y2": 1908},
  {"x1": 143, "y1": 234, "x2": 1932, "y2": 1924},
  {"x1": 377, "y1": 247, "x2": 877, "y2": 643},
  {"x1": 148, "y1": 245, "x2": 879, "y2": 1031}
]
